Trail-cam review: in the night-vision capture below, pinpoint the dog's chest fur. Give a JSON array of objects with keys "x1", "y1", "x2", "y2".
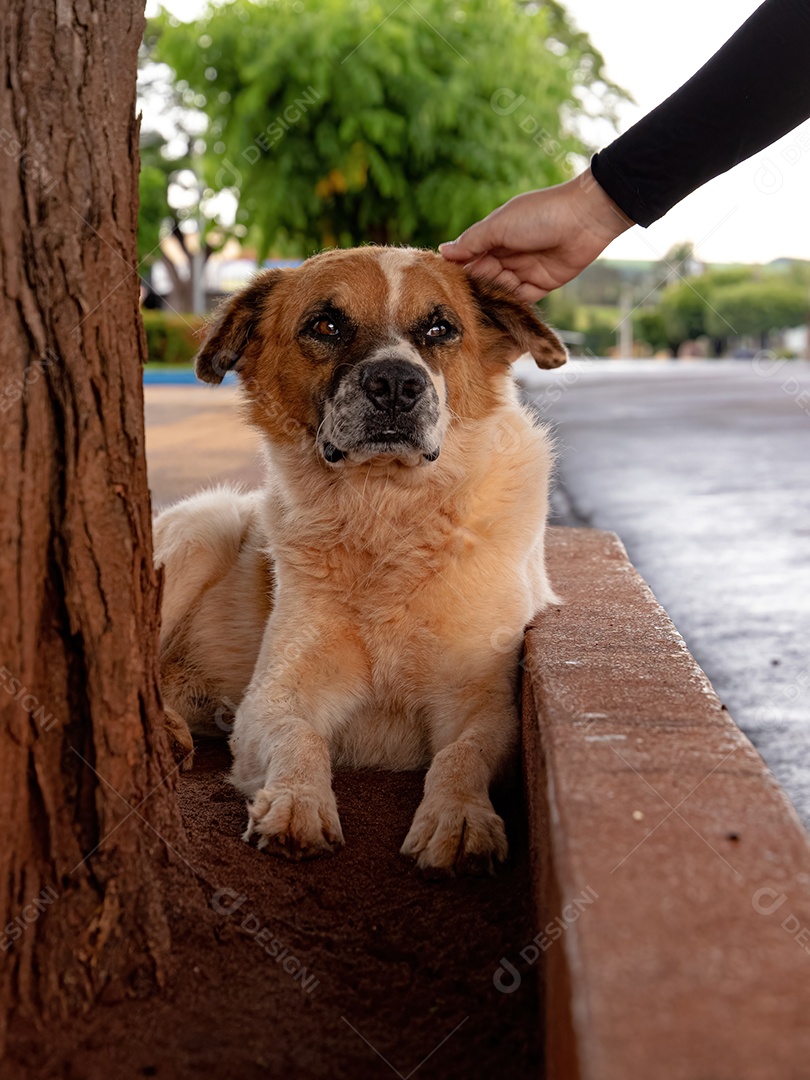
[{"x1": 258, "y1": 405, "x2": 553, "y2": 768}]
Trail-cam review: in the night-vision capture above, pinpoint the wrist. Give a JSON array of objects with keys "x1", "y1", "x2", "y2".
[{"x1": 575, "y1": 167, "x2": 635, "y2": 242}]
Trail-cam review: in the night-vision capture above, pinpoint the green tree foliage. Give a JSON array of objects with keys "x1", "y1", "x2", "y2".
[
  {"x1": 580, "y1": 309, "x2": 616, "y2": 356},
  {"x1": 149, "y1": 0, "x2": 626, "y2": 255},
  {"x1": 657, "y1": 266, "x2": 808, "y2": 352},
  {"x1": 138, "y1": 162, "x2": 171, "y2": 266},
  {"x1": 658, "y1": 279, "x2": 709, "y2": 349},
  {"x1": 539, "y1": 287, "x2": 579, "y2": 333},
  {"x1": 633, "y1": 308, "x2": 669, "y2": 354},
  {"x1": 705, "y1": 279, "x2": 808, "y2": 340}
]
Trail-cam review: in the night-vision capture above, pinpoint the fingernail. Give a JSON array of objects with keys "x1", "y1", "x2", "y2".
[{"x1": 438, "y1": 242, "x2": 455, "y2": 252}]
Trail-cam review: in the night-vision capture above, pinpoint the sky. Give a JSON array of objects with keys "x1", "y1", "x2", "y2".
[{"x1": 145, "y1": 0, "x2": 810, "y2": 265}]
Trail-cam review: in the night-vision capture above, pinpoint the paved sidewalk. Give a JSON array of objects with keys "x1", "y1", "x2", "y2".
[{"x1": 145, "y1": 385, "x2": 262, "y2": 508}]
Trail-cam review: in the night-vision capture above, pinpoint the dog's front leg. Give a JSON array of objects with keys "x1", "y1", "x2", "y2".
[
  {"x1": 239, "y1": 716, "x2": 343, "y2": 860},
  {"x1": 402, "y1": 681, "x2": 517, "y2": 875},
  {"x1": 230, "y1": 618, "x2": 367, "y2": 860}
]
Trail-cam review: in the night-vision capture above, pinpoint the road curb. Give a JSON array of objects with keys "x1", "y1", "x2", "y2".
[{"x1": 522, "y1": 526, "x2": 810, "y2": 1080}]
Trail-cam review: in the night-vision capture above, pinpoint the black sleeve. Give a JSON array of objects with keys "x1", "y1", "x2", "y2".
[{"x1": 590, "y1": 0, "x2": 810, "y2": 227}]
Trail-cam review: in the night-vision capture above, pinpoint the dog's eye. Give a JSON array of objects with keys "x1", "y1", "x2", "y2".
[
  {"x1": 426, "y1": 323, "x2": 449, "y2": 339},
  {"x1": 311, "y1": 318, "x2": 340, "y2": 337}
]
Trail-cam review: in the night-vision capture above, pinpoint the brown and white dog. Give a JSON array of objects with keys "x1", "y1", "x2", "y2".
[{"x1": 153, "y1": 246, "x2": 565, "y2": 874}]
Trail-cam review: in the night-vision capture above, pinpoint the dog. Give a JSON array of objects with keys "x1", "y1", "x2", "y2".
[{"x1": 153, "y1": 246, "x2": 565, "y2": 874}]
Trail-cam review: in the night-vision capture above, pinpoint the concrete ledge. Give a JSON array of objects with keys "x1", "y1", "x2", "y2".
[{"x1": 523, "y1": 527, "x2": 810, "y2": 1080}]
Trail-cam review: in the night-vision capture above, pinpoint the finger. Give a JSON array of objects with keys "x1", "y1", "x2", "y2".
[
  {"x1": 439, "y1": 216, "x2": 500, "y2": 263},
  {"x1": 489, "y1": 266, "x2": 534, "y2": 296},
  {"x1": 515, "y1": 282, "x2": 548, "y2": 303},
  {"x1": 462, "y1": 253, "x2": 507, "y2": 281},
  {"x1": 466, "y1": 259, "x2": 539, "y2": 301},
  {"x1": 438, "y1": 240, "x2": 473, "y2": 262}
]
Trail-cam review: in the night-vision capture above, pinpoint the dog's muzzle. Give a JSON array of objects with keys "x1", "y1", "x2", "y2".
[{"x1": 321, "y1": 356, "x2": 443, "y2": 465}]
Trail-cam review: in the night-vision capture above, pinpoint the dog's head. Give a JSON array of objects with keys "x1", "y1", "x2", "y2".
[{"x1": 195, "y1": 247, "x2": 565, "y2": 467}]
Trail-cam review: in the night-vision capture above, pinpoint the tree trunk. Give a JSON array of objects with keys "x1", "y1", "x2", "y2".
[{"x1": 0, "y1": 0, "x2": 191, "y2": 1051}]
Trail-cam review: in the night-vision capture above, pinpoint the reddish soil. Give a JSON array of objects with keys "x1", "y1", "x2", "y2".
[{"x1": 8, "y1": 742, "x2": 540, "y2": 1079}]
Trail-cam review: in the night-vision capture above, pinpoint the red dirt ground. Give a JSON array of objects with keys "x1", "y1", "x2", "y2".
[{"x1": 7, "y1": 742, "x2": 541, "y2": 1079}]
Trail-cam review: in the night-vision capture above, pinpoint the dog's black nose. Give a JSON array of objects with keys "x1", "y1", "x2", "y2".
[{"x1": 361, "y1": 360, "x2": 427, "y2": 413}]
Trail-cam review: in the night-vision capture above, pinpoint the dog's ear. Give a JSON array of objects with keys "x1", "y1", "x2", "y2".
[
  {"x1": 468, "y1": 274, "x2": 567, "y2": 370},
  {"x1": 195, "y1": 269, "x2": 285, "y2": 384}
]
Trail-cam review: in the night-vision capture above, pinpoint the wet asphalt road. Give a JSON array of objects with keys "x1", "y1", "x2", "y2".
[{"x1": 519, "y1": 359, "x2": 810, "y2": 829}]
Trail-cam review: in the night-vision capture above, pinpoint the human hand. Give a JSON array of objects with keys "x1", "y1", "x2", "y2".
[{"x1": 439, "y1": 168, "x2": 634, "y2": 301}]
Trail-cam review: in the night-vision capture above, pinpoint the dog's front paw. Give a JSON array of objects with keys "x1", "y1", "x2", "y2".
[
  {"x1": 242, "y1": 784, "x2": 344, "y2": 860},
  {"x1": 401, "y1": 796, "x2": 508, "y2": 876}
]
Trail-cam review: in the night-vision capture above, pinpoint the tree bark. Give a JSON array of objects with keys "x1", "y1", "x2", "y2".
[{"x1": 0, "y1": 0, "x2": 190, "y2": 1050}]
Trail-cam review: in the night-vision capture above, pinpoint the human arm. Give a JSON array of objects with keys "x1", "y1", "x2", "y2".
[
  {"x1": 441, "y1": 0, "x2": 810, "y2": 299},
  {"x1": 590, "y1": 0, "x2": 810, "y2": 226}
]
